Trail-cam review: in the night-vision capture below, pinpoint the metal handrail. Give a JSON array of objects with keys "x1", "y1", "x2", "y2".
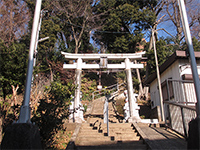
[
  {"x1": 164, "y1": 100, "x2": 196, "y2": 137},
  {"x1": 163, "y1": 79, "x2": 197, "y2": 137},
  {"x1": 164, "y1": 101, "x2": 196, "y2": 111},
  {"x1": 92, "y1": 82, "x2": 126, "y2": 100}
]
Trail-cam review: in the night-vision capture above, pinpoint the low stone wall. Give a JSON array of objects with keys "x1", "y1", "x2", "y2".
[{"x1": 1, "y1": 123, "x2": 42, "y2": 149}]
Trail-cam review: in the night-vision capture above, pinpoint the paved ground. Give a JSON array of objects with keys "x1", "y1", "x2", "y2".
[{"x1": 133, "y1": 123, "x2": 187, "y2": 150}]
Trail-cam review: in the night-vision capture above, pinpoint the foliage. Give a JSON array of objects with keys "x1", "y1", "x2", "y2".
[
  {"x1": 52, "y1": 129, "x2": 73, "y2": 149},
  {"x1": 93, "y1": 0, "x2": 156, "y2": 53},
  {"x1": 115, "y1": 72, "x2": 126, "y2": 82},
  {"x1": 0, "y1": 96, "x2": 21, "y2": 133},
  {"x1": 145, "y1": 37, "x2": 200, "y2": 77},
  {"x1": 31, "y1": 79, "x2": 75, "y2": 149},
  {"x1": 114, "y1": 93, "x2": 126, "y2": 115},
  {"x1": 0, "y1": 41, "x2": 28, "y2": 99},
  {"x1": 182, "y1": 37, "x2": 200, "y2": 52},
  {"x1": 145, "y1": 38, "x2": 175, "y2": 76},
  {"x1": 81, "y1": 76, "x2": 97, "y2": 101}
]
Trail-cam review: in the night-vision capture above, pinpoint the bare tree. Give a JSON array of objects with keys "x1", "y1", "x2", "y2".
[
  {"x1": 148, "y1": 0, "x2": 166, "y2": 50},
  {"x1": 164, "y1": 0, "x2": 200, "y2": 42},
  {"x1": 188, "y1": 1, "x2": 200, "y2": 40},
  {"x1": 0, "y1": 0, "x2": 30, "y2": 45},
  {"x1": 51, "y1": 0, "x2": 108, "y2": 54}
]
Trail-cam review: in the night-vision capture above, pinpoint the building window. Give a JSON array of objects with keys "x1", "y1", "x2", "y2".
[{"x1": 161, "y1": 79, "x2": 174, "y2": 101}]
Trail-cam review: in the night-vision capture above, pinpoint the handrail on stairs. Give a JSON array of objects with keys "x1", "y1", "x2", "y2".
[{"x1": 92, "y1": 82, "x2": 126, "y2": 100}]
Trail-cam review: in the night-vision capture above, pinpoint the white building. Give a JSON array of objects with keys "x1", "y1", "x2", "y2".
[
  {"x1": 145, "y1": 51, "x2": 200, "y2": 136},
  {"x1": 145, "y1": 50, "x2": 200, "y2": 108}
]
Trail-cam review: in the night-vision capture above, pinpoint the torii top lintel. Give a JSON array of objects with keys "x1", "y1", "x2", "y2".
[{"x1": 61, "y1": 51, "x2": 145, "y2": 60}]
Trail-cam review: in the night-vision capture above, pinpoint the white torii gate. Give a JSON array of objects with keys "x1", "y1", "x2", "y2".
[{"x1": 62, "y1": 51, "x2": 145, "y2": 123}]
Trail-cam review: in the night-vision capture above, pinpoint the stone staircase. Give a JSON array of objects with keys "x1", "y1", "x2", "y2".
[{"x1": 73, "y1": 97, "x2": 147, "y2": 150}]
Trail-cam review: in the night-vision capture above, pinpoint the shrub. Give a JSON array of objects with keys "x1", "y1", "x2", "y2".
[{"x1": 31, "y1": 79, "x2": 75, "y2": 149}]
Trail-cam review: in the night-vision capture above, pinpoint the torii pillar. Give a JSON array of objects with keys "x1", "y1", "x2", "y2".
[
  {"x1": 74, "y1": 58, "x2": 83, "y2": 123},
  {"x1": 125, "y1": 58, "x2": 141, "y2": 122}
]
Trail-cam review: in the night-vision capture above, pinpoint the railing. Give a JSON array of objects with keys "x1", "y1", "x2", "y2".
[
  {"x1": 163, "y1": 79, "x2": 197, "y2": 104},
  {"x1": 164, "y1": 101, "x2": 196, "y2": 137},
  {"x1": 92, "y1": 82, "x2": 126, "y2": 100},
  {"x1": 163, "y1": 79, "x2": 197, "y2": 137},
  {"x1": 91, "y1": 82, "x2": 126, "y2": 136}
]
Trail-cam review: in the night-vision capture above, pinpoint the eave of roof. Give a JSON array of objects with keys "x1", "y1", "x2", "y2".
[{"x1": 144, "y1": 50, "x2": 200, "y2": 85}]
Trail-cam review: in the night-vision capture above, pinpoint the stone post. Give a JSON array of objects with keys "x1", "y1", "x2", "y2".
[{"x1": 125, "y1": 58, "x2": 141, "y2": 122}]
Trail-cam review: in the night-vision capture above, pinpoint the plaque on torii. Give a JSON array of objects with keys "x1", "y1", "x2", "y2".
[{"x1": 61, "y1": 51, "x2": 145, "y2": 123}]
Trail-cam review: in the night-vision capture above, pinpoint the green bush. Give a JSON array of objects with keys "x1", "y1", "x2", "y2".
[
  {"x1": 81, "y1": 77, "x2": 97, "y2": 101},
  {"x1": 31, "y1": 79, "x2": 75, "y2": 149}
]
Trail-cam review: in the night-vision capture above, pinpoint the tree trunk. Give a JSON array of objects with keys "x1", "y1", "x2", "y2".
[
  {"x1": 11, "y1": 85, "x2": 19, "y2": 106},
  {"x1": 134, "y1": 60, "x2": 143, "y2": 99}
]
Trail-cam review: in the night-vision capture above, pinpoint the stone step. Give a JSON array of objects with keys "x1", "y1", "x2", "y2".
[
  {"x1": 76, "y1": 145, "x2": 147, "y2": 150},
  {"x1": 99, "y1": 125, "x2": 133, "y2": 129},
  {"x1": 100, "y1": 126, "x2": 133, "y2": 129},
  {"x1": 98, "y1": 123, "x2": 132, "y2": 128},
  {"x1": 76, "y1": 138, "x2": 144, "y2": 145},
  {"x1": 77, "y1": 132, "x2": 139, "y2": 137},
  {"x1": 76, "y1": 137, "x2": 112, "y2": 144},
  {"x1": 100, "y1": 129, "x2": 135, "y2": 134},
  {"x1": 77, "y1": 133, "x2": 140, "y2": 142},
  {"x1": 101, "y1": 130, "x2": 135, "y2": 135},
  {"x1": 103, "y1": 131, "x2": 138, "y2": 136},
  {"x1": 88, "y1": 118, "x2": 103, "y2": 123},
  {"x1": 77, "y1": 129, "x2": 103, "y2": 135},
  {"x1": 78, "y1": 130, "x2": 100, "y2": 135},
  {"x1": 79, "y1": 126, "x2": 99, "y2": 131},
  {"x1": 107, "y1": 136, "x2": 140, "y2": 141},
  {"x1": 76, "y1": 140, "x2": 115, "y2": 146},
  {"x1": 76, "y1": 146, "x2": 147, "y2": 150},
  {"x1": 76, "y1": 141, "x2": 146, "y2": 149},
  {"x1": 73, "y1": 96, "x2": 147, "y2": 150},
  {"x1": 88, "y1": 116, "x2": 120, "y2": 121}
]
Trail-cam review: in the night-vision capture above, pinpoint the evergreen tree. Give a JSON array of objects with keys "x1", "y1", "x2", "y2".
[
  {"x1": 145, "y1": 38, "x2": 175, "y2": 75},
  {"x1": 182, "y1": 37, "x2": 200, "y2": 52},
  {"x1": 0, "y1": 41, "x2": 28, "y2": 99},
  {"x1": 93, "y1": 0, "x2": 156, "y2": 53}
]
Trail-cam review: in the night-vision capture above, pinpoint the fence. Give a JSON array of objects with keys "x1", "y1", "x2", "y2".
[{"x1": 163, "y1": 79, "x2": 197, "y2": 137}]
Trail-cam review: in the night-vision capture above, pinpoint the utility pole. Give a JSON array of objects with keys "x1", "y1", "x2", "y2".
[
  {"x1": 152, "y1": 29, "x2": 165, "y2": 122},
  {"x1": 177, "y1": 0, "x2": 200, "y2": 117},
  {"x1": 18, "y1": 0, "x2": 42, "y2": 123},
  {"x1": 33, "y1": 10, "x2": 49, "y2": 84},
  {"x1": 150, "y1": 27, "x2": 176, "y2": 122},
  {"x1": 178, "y1": 0, "x2": 200, "y2": 149}
]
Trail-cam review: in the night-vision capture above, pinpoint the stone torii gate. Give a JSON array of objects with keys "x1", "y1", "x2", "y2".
[{"x1": 61, "y1": 51, "x2": 145, "y2": 123}]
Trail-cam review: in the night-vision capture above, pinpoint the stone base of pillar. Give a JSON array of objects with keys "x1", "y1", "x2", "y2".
[
  {"x1": 75, "y1": 117, "x2": 86, "y2": 123},
  {"x1": 69, "y1": 119, "x2": 74, "y2": 123},
  {"x1": 128, "y1": 116, "x2": 141, "y2": 123},
  {"x1": 128, "y1": 108, "x2": 141, "y2": 123}
]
